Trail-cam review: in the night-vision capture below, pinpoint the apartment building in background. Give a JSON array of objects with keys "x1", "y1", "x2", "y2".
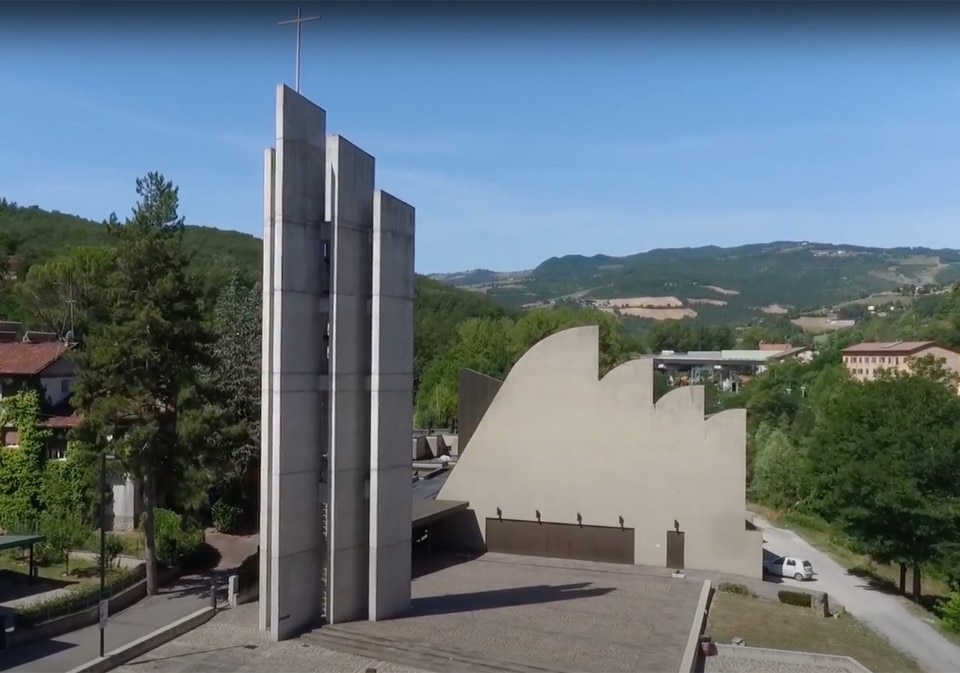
[{"x1": 841, "y1": 341, "x2": 960, "y2": 382}]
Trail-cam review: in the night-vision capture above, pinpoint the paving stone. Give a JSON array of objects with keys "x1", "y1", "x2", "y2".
[{"x1": 118, "y1": 553, "x2": 705, "y2": 673}]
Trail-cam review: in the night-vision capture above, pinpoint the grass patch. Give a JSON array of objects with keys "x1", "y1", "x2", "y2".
[
  {"x1": 0, "y1": 555, "x2": 98, "y2": 584},
  {"x1": 706, "y1": 591, "x2": 921, "y2": 673},
  {"x1": 76, "y1": 529, "x2": 145, "y2": 559},
  {"x1": 749, "y1": 502, "x2": 958, "y2": 644}
]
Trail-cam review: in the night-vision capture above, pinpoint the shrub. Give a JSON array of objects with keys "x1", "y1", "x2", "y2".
[
  {"x1": 211, "y1": 499, "x2": 243, "y2": 534},
  {"x1": 941, "y1": 592, "x2": 960, "y2": 633},
  {"x1": 151, "y1": 508, "x2": 206, "y2": 568},
  {"x1": 717, "y1": 582, "x2": 752, "y2": 596},
  {"x1": 15, "y1": 567, "x2": 140, "y2": 628},
  {"x1": 777, "y1": 589, "x2": 813, "y2": 608},
  {"x1": 95, "y1": 533, "x2": 125, "y2": 570}
]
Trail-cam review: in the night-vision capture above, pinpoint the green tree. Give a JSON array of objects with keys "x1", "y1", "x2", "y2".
[
  {"x1": 205, "y1": 270, "x2": 261, "y2": 512},
  {"x1": 39, "y1": 506, "x2": 88, "y2": 574},
  {"x1": 751, "y1": 426, "x2": 809, "y2": 509},
  {"x1": 806, "y1": 357, "x2": 960, "y2": 600},
  {"x1": 71, "y1": 173, "x2": 216, "y2": 595},
  {"x1": 17, "y1": 246, "x2": 114, "y2": 338}
]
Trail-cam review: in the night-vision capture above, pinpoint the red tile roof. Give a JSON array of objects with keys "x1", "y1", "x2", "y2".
[
  {"x1": 41, "y1": 413, "x2": 82, "y2": 429},
  {"x1": 841, "y1": 341, "x2": 942, "y2": 355},
  {"x1": 0, "y1": 342, "x2": 71, "y2": 376}
]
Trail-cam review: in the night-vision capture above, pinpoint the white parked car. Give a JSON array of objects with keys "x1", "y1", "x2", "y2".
[{"x1": 764, "y1": 555, "x2": 814, "y2": 581}]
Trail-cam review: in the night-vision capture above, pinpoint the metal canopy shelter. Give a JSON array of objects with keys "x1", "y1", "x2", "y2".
[{"x1": 0, "y1": 534, "x2": 45, "y2": 585}]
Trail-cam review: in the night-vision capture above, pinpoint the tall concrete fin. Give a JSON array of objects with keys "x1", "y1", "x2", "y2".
[
  {"x1": 258, "y1": 146, "x2": 276, "y2": 633},
  {"x1": 369, "y1": 189, "x2": 415, "y2": 620},
  {"x1": 326, "y1": 135, "x2": 375, "y2": 624},
  {"x1": 260, "y1": 84, "x2": 327, "y2": 641}
]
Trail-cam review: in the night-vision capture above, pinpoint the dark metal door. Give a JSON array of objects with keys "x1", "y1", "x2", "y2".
[
  {"x1": 666, "y1": 531, "x2": 685, "y2": 569},
  {"x1": 485, "y1": 518, "x2": 635, "y2": 564}
]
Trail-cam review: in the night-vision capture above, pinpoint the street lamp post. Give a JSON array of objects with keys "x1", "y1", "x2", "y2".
[{"x1": 99, "y1": 436, "x2": 114, "y2": 658}]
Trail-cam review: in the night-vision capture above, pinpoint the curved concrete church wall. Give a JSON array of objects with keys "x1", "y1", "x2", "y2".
[{"x1": 438, "y1": 325, "x2": 762, "y2": 579}]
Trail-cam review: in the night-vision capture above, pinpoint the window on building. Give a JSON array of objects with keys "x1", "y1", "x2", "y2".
[
  {"x1": 46, "y1": 439, "x2": 67, "y2": 461},
  {"x1": 61, "y1": 379, "x2": 70, "y2": 394}
]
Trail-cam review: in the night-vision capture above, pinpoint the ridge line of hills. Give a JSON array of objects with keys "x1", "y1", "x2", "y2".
[{"x1": 430, "y1": 240, "x2": 960, "y2": 327}]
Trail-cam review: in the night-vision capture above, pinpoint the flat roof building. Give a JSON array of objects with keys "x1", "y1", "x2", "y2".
[{"x1": 842, "y1": 340, "x2": 960, "y2": 383}]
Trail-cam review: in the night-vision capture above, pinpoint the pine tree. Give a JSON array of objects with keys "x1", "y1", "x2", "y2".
[{"x1": 71, "y1": 173, "x2": 214, "y2": 594}]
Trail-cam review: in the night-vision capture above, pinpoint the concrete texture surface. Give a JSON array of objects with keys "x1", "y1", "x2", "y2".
[
  {"x1": 259, "y1": 83, "x2": 329, "y2": 641},
  {"x1": 312, "y1": 552, "x2": 703, "y2": 673},
  {"x1": 439, "y1": 326, "x2": 762, "y2": 578},
  {"x1": 259, "y1": 83, "x2": 417, "y2": 639},
  {"x1": 705, "y1": 655, "x2": 852, "y2": 673},
  {"x1": 3, "y1": 575, "x2": 210, "y2": 673},
  {"x1": 113, "y1": 601, "x2": 426, "y2": 673},
  {"x1": 756, "y1": 514, "x2": 960, "y2": 673},
  {"x1": 706, "y1": 644, "x2": 872, "y2": 673},
  {"x1": 369, "y1": 189, "x2": 415, "y2": 621},
  {"x1": 64, "y1": 607, "x2": 215, "y2": 673},
  {"x1": 327, "y1": 134, "x2": 376, "y2": 626},
  {"x1": 109, "y1": 553, "x2": 703, "y2": 673}
]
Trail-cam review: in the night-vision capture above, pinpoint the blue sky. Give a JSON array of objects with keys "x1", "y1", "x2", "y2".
[{"x1": 2, "y1": 2, "x2": 960, "y2": 273}]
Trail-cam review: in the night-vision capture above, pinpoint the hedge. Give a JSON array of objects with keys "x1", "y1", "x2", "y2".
[
  {"x1": 717, "y1": 582, "x2": 752, "y2": 596},
  {"x1": 15, "y1": 567, "x2": 141, "y2": 628},
  {"x1": 777, "y1": 589, "x2": 813, "y2": 608}
]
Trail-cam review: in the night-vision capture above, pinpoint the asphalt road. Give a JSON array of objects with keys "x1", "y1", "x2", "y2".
[{"x1": 756, "y1": 514, "x2": 960, "y2": 673}]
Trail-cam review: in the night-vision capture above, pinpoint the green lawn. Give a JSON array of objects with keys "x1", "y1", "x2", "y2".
[
  {"x1": 707, "y1": 591, "x2": 921, "y2": 673},
  {"x1": 76, "y1": 529, "x2": 146, "y2": 559},
  {"x1": 0, "y1": 554, "x2": 98, "y2": 585}
]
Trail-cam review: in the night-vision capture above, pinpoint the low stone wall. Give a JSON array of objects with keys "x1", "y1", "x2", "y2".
[
  {"x1": 713, "y1": 644, "x2": 873, "y2": 673},
  {"x1": 679, "y1": 579, "x2": 712, "y2": 673},
  {"x1": 64, "y1": 606, "x2": 215, "y2": 673},
  {"x1": 6, "y1": 565, "x2": 178, "y2": 649},
  {"x1": 714, "y1": 575, "x2": 836, "y2": 611},
  {"x1": 228, "y1": 574, "x2": 259, "y2": 607}
]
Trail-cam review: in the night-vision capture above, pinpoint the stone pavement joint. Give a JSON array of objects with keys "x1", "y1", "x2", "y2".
[{"x1": 303, "y1": 625, "x2": 576, "y2": 673}]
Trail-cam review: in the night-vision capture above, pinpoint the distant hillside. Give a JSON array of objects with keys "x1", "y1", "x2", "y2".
[
  {"x1": 431, "y1": 241, "x2": 960, "y2": 325},
  {"x1": 0, "y1": 198, "x2": 511, "y2": 386}
]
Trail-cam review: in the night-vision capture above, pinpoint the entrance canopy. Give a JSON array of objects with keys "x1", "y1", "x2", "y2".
[
  {"x1": 0, "y1": 534, "x2": 44, "y2": 552},
  {"x1": 413, "y1": 499, "x2": 468, "y2": 528}
]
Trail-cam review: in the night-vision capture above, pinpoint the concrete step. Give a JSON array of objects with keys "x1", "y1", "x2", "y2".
[{"x1": 302, "y1": 625, "x2": 568, "y2": 673}]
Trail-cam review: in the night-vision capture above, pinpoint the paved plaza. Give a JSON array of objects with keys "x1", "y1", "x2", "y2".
[{"x1": 116, "y1": 552, "x2": 704, "y2": 673}]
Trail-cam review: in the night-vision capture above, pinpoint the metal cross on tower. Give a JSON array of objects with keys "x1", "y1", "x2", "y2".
[{"x1": 278, "y1": 6, "x2": 321, "y2": 93}]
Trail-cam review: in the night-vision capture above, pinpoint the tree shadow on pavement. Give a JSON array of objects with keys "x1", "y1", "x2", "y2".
[{"x1": 847, "y1": 566, "x2": 947, "y2": 614}]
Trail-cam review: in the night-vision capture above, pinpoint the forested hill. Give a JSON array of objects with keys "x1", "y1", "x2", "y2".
[
  {"x1": 432, "y1": 241, "x2": 960, "y2": 323},
  {"x1": 0, "y1": 199, "x2": 512, "y2": 385}
]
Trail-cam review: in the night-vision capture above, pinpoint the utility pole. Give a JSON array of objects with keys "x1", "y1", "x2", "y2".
[{"x1": 278, "y1": 6, "x2": 321, "y2": 93}]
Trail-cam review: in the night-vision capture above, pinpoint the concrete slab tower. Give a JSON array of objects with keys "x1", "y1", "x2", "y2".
[{"x1": 260, "y1": 84, "x2": 415, "y2": 641}]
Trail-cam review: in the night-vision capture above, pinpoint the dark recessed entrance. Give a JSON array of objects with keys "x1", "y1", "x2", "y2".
[
  {"x1": 485, "y1": 518, "x2": 635, "y2": 565},
  {"x1": 666, "y1": 530, "x2": 685, "y2": 569}
]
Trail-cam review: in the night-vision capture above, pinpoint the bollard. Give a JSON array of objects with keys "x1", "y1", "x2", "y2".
[
  {"x1": 228, "y1": 574, "x2": 239, "y2": 607},
  {"x1": 210, "y1": 581, "x2": 217, "y2": 613},
  {"x1": 1, "y1": 613, "x2": 11, "y2": 650}
]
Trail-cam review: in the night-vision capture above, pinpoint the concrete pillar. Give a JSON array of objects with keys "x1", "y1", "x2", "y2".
[
  {"x1": 369, "y1": 190, "x2": 415, "y2": 620},
  {"x1": 326, "y1": 135, "x2": 375, "y2": 624},
  {"x1": 259, "y1": 84, "x2": 328, "y2": 641}
]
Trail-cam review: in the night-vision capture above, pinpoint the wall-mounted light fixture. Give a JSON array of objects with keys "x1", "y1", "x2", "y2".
[
  {"x1": 674, "y1": 519, "x2": 680, "y2": 533},
  {"x1": 576, "y1": 512, "x2": 582, "y2": 527},
  {"x1": 496, "y1": 507, "x2": 502, "y2": 521},
  {"x1": 535, "y1": 509, "x2": 541, "y2": 523},
  {"x1": 618, "y1": 515, "x2": 625, "y2": 530}
]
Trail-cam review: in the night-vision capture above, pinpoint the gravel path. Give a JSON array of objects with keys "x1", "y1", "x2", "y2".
[{"x1": 756, "y1": 514, "x2": 960, "y2": 673}]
